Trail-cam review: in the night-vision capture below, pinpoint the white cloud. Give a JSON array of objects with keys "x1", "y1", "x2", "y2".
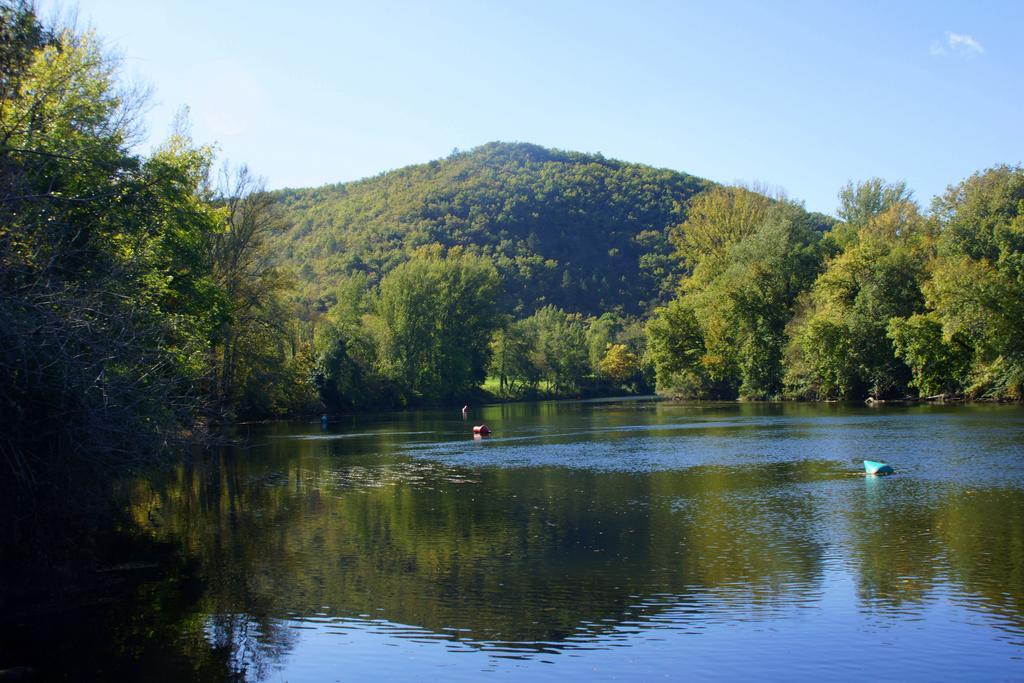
[{"x1": 932, "y1": 32, "x2": 984, "y2": 58}]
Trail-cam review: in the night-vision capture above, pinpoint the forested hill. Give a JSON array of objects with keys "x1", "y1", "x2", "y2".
[{"x1": 272, "y1": 142, "x2": 713, "y2": 315}]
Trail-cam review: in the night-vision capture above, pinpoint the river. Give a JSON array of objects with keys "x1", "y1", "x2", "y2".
[{"x1": 6, "y1": 399, "x2": 1024, "y2": 681}]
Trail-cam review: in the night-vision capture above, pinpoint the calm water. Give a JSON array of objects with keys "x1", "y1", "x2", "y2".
[{"x1": 8, "y1": 400, "x2": 1024, "y2": 681}]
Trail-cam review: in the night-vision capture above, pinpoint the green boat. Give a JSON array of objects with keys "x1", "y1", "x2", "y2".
[{"x1": 864, "y1": 460, "x2": 894, "y2": 475}]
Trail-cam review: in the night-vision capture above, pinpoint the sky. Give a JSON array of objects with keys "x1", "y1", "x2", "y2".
[{"x1": 37, "y1": 0, "x2": 1024, "y2": 215}]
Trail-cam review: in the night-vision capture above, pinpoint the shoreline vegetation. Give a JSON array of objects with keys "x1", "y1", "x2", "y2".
[
  {"x1": 270, "y1": 394, "x2": 1008, "y2": 426},
  {"x1": 1, "y1": 1, "x2": 1022, "y2": 603}
]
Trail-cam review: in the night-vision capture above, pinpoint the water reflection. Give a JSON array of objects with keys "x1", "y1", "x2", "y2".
[{"x1": 10, "y1": 401, "x2": 1024, "y2": 680}]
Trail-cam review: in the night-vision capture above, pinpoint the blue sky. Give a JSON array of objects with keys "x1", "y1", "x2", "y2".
[{"x1": 41, "y1": 0, "x2": 1023, "y2": 215}]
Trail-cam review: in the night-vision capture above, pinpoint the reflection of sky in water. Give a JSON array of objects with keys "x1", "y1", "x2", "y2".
[
  {"x1": 222, "y1": 567, "x2": 1024, "y2": 682},
  {"x1": 395, "y1": 411, "x2": 1024, "y2": 487},
  {"x1": 105, "y1": 402, "x2": 1024, "y2": 681},
  {"x1": 278, "y1": 431, "x2": 436, "y2": 441}
]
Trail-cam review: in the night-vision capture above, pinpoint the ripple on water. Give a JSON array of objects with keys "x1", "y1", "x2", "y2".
[
  {"x1": 130, "y1": 403, "x2": 1024, "y2": 682},
  {"x1": 250, "y1": 461, "x2": 482, "y2": 494}
]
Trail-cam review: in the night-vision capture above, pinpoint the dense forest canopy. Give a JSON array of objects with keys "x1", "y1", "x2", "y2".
[
  {"x1": 272, "y1": 142, "x2": 714, "y2": 316},
  {"x1": 648, "y1": 173, "x2": 1024, "y2": 401}
]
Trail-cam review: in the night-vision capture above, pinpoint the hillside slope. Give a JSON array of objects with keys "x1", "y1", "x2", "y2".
[{"x1": 273, "y1": 142, "x2": 713, "y2": 316}]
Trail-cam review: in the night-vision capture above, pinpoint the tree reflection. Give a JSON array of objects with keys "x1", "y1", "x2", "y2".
[
  {"x1": 844, "y1": 477, "x2": 1024, "y2": 640},
  {"x1": 127, "y1": 440, "x2": 833, "y2": 655},
  {"x1": 110, "y1": 410, "x2": 1024, "y2": 676}
]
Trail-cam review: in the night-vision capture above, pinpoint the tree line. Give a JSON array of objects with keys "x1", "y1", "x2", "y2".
[
  {"x1": 314, "y1": 258, "x2": 650, "y2": 411},
  {"x1": 311, "y1": 163, "x2": 1024, "y2": 409},
  {"x1": 647, "y1": 174, "x2": 1024, "y2": 401}
]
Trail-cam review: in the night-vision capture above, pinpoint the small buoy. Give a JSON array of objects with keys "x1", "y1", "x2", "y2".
[
  {"x1": 472, "y1": 424, "x2": 491, "y2": 436},
  {"x1": 863, "y1": 459, "x2": 893, "y2": 475}
]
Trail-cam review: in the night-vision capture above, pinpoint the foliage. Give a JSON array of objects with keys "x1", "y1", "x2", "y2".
[
  {"x1": 373, "y1": 247, "x2": 502, "y2": 401},
  {"x1": 313, "y1": 273, "x2": 397, "y2": 409},
  {"x1": 272, "y1": 142, "x2": 711, "y2": 316},
  {"x1": 489, "y1": 321, "x2": 540, "y2": 395},
  {"x1": 645, "y1": 298, "x2": 709, "y2": 396},
  {"x1": 887, "y1": 313, "x2": 972, "y2": 397},
  {"x1": 642, "y1": 170, "x2": 1024, "y2": 403},
  {"x1": 598, "y1": 344, "x2": 641, "y2": 383},
  {"x1": 669, "y1": 185, "x2": 775, "y2": 272},
  {"x1": 0, "y1": 3, "x2": 322, "y2": 582},
  {"x1": 926, "y1": 165, "x2": 1024, "y2": 399},
  {"x1": 484, "y1": 307, "x2": 650, "y2": 399},
  {"x1": 0, "y1": 2, "x2": 226, "y2": 569},
  {"x1": 531, "y1": 306, "x2": 592, "y2": 393},
  {"x1": 208, "y1": 165, "x2": 315, "y2": 418},
  {"x1": 832, "y1": 177, "x2": 913, "y2": 248},
  {"x1": 784, "y1": 190, "x2": 929, "y2": 399},
  {"x1": 649, "y1": 195, "x2": 827, "y2": 398}
]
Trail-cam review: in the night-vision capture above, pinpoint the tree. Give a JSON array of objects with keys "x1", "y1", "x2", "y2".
[
  {"x1": 925, "y1": 165, "x2": 1024, "y2": 398},
  {"x1": 669, "y1": 185, "x2": 775, "y2": 273},
  {"x1": 208, "y1": 164, "x2": 311, "y2": 418},
  {"x1": 374, "y1": 247, "x2": 501, "y2": 400},
  {"x1": 489, "y1": 321, "x2": 540, "y2": 395},
  {"x1": 526, "y1": 305, "x2": 590, "y2": 393},
  {"x1": 598, "y1": 344, "x2": 640, "y2": 384},
  {"x1": 587, "y1": 312, "x2": 621, "y2": 373},
  {"x1": 833, "y1": 178, "x2": 913, "y2": 248},
  {"x1": 0, "y1": 2, "x2": 225, "y2": 567},
  {"x1": 645, "y1": 298, "x2": 708, "y2": 396},
  {"x1": 650, "y1": 197, "x2": 825, "y2": 399},
  {"x1": 784, "y1": 187, "x2": 929, "y2": 400},
  {"x1": 888, "y1": 314, "x2": 971, "y2": 397},
  {"x1": 314, "y1": 273, "x2": 400, "y2": 410}
]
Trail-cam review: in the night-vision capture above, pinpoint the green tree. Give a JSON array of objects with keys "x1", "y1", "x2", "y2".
[
  {"x1": 489, "y1": 321, "x2": 540, "y2": 395},
  {"x1": 0, "y1": 3, "x2": 226, "y2": 567},
  {"x1": 586, "y1": 313, "x2": 622, "y2": 373},
  {"x1": 925, "y1": 165, "x2": 1024, "y2": 398},
  {"x1": 208, "y1": 164, "x2": 313, "y2": 417},
  {"x1": 650, "y1": 197, "x2": 824, "y2": 398},
  {"x1": 527, "y1": 305, "x2": 591, "y2": 393},
  {"x1": 669, "y1": 185, "x2": 775, "y2": 273},
  {"x1": 598, "y1": 344, "x2": 640, "y2": 383},
  {"x1": 887, "y1": 314, "x2": 971, "y2": 397},
  {"x1": 832, "y1": 178, "x2": 913, "y2": 248},
  {"x1": 374, "y1": 247, "x2": 502, "y2": 400},
  {"x1": 314, "y1": 274, "x2": 399, "y2": 410},
  {"x1": 785, "y1": 189, "x2": 929, "y2": 399},
  {"x1": 645, "y1": 298, "x2": 709, "y2": 396}
]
